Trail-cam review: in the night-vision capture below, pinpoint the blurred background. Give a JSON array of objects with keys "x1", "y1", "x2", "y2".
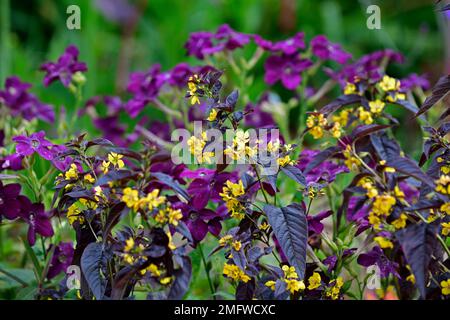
[{"x1": 1, "y1": 0, "x2": 448, "y2": 95}]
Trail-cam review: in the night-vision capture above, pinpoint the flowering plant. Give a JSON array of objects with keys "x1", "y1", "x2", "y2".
[{"x1": 0, "y1": 23, "x2": 449, "y2": 301}]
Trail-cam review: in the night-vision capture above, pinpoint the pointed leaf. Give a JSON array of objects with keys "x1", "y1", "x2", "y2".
[{"x1": 264, "y1": 203, "x2": 308, "y2": 279}]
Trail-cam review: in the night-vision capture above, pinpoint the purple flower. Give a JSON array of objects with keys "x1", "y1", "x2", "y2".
[
  {"x1": 0, "y1": 77, "x2": 54, "y2": 123},
  {"x1": 323, "y1": 249, "x2": 355, "y2": 272},
  {"x1": 357, "y1": 246, "x2": 399, "y2": 278},
  {"x1": 51, "y1": 144, "x2": 74, "y2": 171},
  {"x1": 13, "y1": 131, "x2": 54, "y2": 160},
  {"x1": 311, "y1": 35, "x2": 352, "y2": 64},
  {"x1": 308, "y1": 210, "x2": 333, "y2": 235},
  {"x1": 264, "y1": 54, "x2": 313, "y2": 90},
  {"x1": 400, "y1": 73, "x2": 430, "y2": 92},
  {"x1": 175, "y1": 202, "x2": 225, "y2": 243},
  {"x1": 244, "y1": 94, "x2": 276, "y2": 128},
  {"x1": 125, "y1": 65, "x2": 165, "y2": 117},
  {"x1": 19, "y1": 199, "x2": 54, "y2": 246},
  {"x1": 47, "y1": 242, "x2": 74, "y2": 279},
  {"x1": 327, "y1": 49, "x2": 404, "y2": 85},
  {"x1": 211, "y1": 24, "x2": 250, "y2": 51},
  {"x1": 183, "y1": 168, "x2": 238, "y2": 210},
  {"x1": 40, "y1": 45, "x2": 87, "y2": 87},
  {"x1": 254, "y1": 32, "x2": 305, "y2": 55},
  {"x1": 0, "y1": 182, "x2": 24, "y2": 220},
  {"x1": 185, "y1": 25, "x2": 250, "y2": 59},
  {"x1": 94, "y1": 115, "x2": 127, "y2": 147},
  {"x1": 296, "y1": 149, "x2": 348, "y2": 184},
  {"x1": 0, "y1": 154, "x2": 24, "y2": 171},
  {"x1": 184, "y1": 31, "x2": 215, "y2": 59}
]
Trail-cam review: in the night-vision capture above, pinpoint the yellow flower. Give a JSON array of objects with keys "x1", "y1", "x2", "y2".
[
  {"x1": 374, "y1": 236, "x2": 394, "y2": 249},
  {"x1": 223, "y1": 264, "x2": 250, "y2": 283},
  {"x1": 101, "y1": 161, "x2": 110, "y2": 174},
  {"x1": 308, "y1": 272, "x2": 322, "y2": 290},
  {"x1": 108, "y1": 152, "x2": 124, "y2": 169},
  {"x1": 343, "y1": 145, "x2": 361, "y2": 171},
  {"x1": 406, "y1": 273, "x2": 415, "y2": 284},
  {"x1": 379, "y1": 75, "x2": 400, "y2": 92},
  {"x1": 330, "y1": 122, "x2": 342, "y2": 138},
  {"x1": 79, "y1": 198, "x2": 98, "y2": 210},
  {"x1": 167, "y1": 231, "x2": 176, "y2": 250},
  {"x1": 141, "y1": 189, "x2": 166, "y2": 211},
  {"x1": 220, "y1": 180, "x2": 245, "y2": 199},
  {"x1": 369, "y1": 99, "x2": 385, "y2": 115},
  {"x1": 441, "y1": 203, "x2": 450, "y2": 215},
  {"x1": 285, "y1": 279, "x2": 305, "y2": 294},
  {"x1": 265, "y1": 280, "x2": 276, "y2": 291},
  {"x1": 232, "y1": 240, "x2": 242, "y2": 251},
  {"x1": 167, "y1": 208, "x2": 183, "y2": 226},
  {"x1": 160, "y1": 277, "x2": 172, "y2": 285},
  {"x1": 332, "y1": 108, "x2": 352, "y2": 127},
  {"x1": 435, "y1": 175, "x2": 450, "y2": 194},
  {"x1": 219, "y1": 235, "x2": 233, "y2": 246},
  {"x1": 259, "y1": 222, "x2": 269, "y2": 231},
  {"x1": 386, "y1": 92, "x2": 406, "y2": 102},
  {"x1": 277, "y1": 155, "x2": 295, "y2": 167},
  {"x1": 282, "y1": 265, "x2": 298, "y2": 279},
  {"x1": 357, "y1": 107, "x2": 373, "y2": 125},
  {"x1": 441, "y1": 222, "x2": 450, "y2": 237},
  {"x1": 306, "y1": 113, "x2": 328, "y2": 139},
  {"x1": 155, "y1": 209, "x2": 168, "y2": 224},
  {"x1": 267, "y1": 140, "x2": 281, "y2": 153},
  {"x1": 391, "y1": 213, "x2": 408, "y2": 230},
  {"x1": 327, "y1": 277, "x2": 344, "y2": 300},
  {"x1": 190, "y1": 96, "x2": 199, "y2": 105},
  {"x1": 124, "y1": 237, "x2": 135, "y2": 252},
  {"x1": 372, "y1": 193, "x2": 396, "y2": 216},
  {"x1": 84, "y1": 174, "x2": 95, "y2": 184},
  {"x1": 67, "y1": 203, "x2": 84, "y2": 225},
  {"x1": 65, "y1": 163, "x2": 79, "y2": 180},
  {"x1": 122, "y1": 187, "x2": 140, "y2": 210},
  {"x1": 343, "y1": 82, "x2": 357, "y2": 95},
  {"x1": 207, "y1": 108, "x2": 218, "y2": 121},
  {"x1": 441, "y1": 279, "x2": 450, "y2": 295}
]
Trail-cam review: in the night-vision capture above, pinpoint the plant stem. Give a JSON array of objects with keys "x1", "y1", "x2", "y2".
[
  {"x1": 198, "y1": 243, "x2": 216, "y2": 300},
  {"x1": 253, "y1": 165, "x2": 269, "y2": 204}
]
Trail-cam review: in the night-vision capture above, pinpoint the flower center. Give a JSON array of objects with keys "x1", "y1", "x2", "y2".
[
  {"x1": 189, "y1": 212, "x2": 198, "y2": 220},
  {"x1": 31, "y1": 139, "x2": 40, "y2": 148}
]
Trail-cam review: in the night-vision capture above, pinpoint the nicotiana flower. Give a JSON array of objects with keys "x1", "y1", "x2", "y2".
[
  {"x1": 264, "y1": 54, "x2": 313, "y2": 90},
  {"x1": 296, "y1": 149, "x2": 348, "y2": 184},
  {"x1": 19, "y1": 199, "x2": 54, "y2": 246},
  {"x1": 0, "y1": 154, "x2": 24, "y2": 171},
  {"x1": 13, "y1": 131, "x2": 54, "y2": 160},
  {"x1": 185, "y1": 24, "x2": 250, "y2": 59},
  {"x1": 0, "y1": 76, "x2": 55, "y2": 123},
  {"x1": 357, "y1": 246, "x2": 400, "y2": 278},
  {"x1": 0, "y1": 182, "x2": 24, "y2": 220},
  {"x1": 184, "y1": 31, "x2": 215, "y2": 59},
  {"x1": 400, "y1": 73, "x2": 430, "y2": 92},
  {"x1": 311, "y1": 35, "x2": 352, "y2": 64},
  {"x1": 244, "y1": 94, "x2": 276, "y2": 129},
  {"x1": 254, "y1": 32, "x2": 305, "y2": 55},
  {"x1": 183, "y1": 168, "x2": 238, "y2": 210},
  {"x1": 40, "y1": 45, "x2": 87, "y2": 87},
  {"x1": 47, "y1": 242, "x2": 74, "y2": 279},
  {"x1": 327, "y1": 49, "x2": 404, "y2": 86},
  {"x1": 125, "y1": 64, "x2": 165, "y2": 117},
  {"x1": 175, "y1": 202, "x2": 225, "y2": 242}
]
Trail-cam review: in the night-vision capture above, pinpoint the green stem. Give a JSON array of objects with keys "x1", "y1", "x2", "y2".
[
  {"x1": 253, "y1": 165, "x2": 269, "y2": 204},
  {"x1": 198, "y1": 243, "x2": 216, "y2": 300}
]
